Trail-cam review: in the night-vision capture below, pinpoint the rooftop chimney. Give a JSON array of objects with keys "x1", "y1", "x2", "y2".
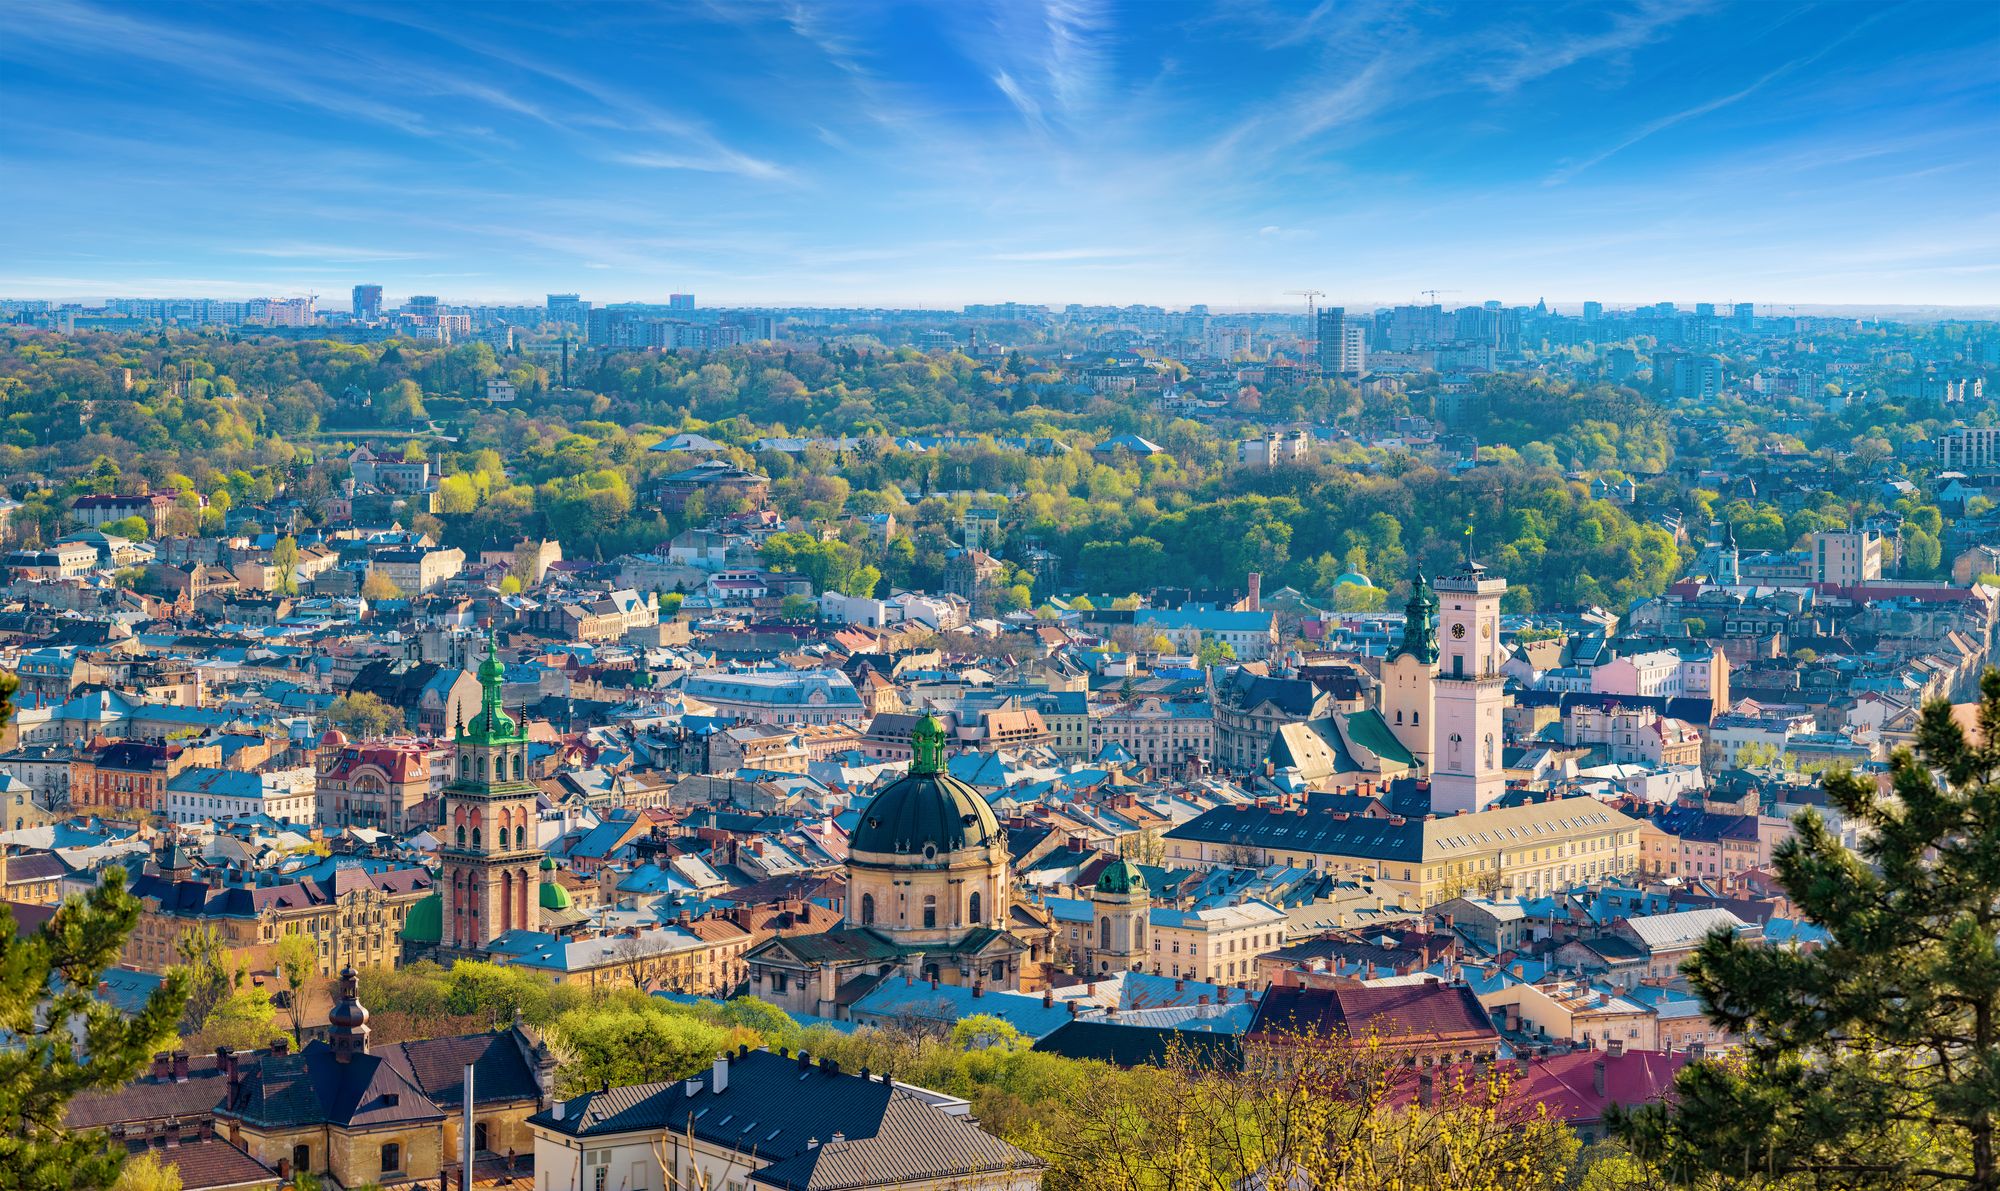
[
  {"x1": 1606, "y1": 1038, "x2": 1625, "y2": 1058},
  {"x1": 172, "y1": 1051, "x2": 190, "y2": 1083},
  {"x1": 1246, "y1": 572, "x2": 1262, "y2": 613},
  {"x1": 712, "y1": 1053, "x2": 729, "y2": 1094},
  {"x1": 1593, "y1": 1060, "x2": 1607, "y2": 1099},
  {"x1": 151, "y1": 1053, "x2": 171, "y2": 1083}
]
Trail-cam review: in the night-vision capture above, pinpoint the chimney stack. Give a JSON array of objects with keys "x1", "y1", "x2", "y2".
[
  {"x1": 712, "y1": 1052, "x2": 730, "y2": 1094},
  {"x1": 172, "y1": 1051, "x2": 190, "y2": 1082},
  {"x1": 1246, "y1": 572, "x2": 1262, "y2": 613},
  {"x1": 1593, "y1": 1060, "x2": 1607, "y2": 1099},
  {"x1": 151, "y1": 1053, "x2": 171, "y2": 1083}
]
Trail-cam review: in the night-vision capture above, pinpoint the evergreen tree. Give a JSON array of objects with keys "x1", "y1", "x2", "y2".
[
  {"x1": 1616, "y1": 673, "x2": 2000, "y2": 1189},
  {"x1": 0, "y1": 673, "x2": 192, "y2": 1191}
]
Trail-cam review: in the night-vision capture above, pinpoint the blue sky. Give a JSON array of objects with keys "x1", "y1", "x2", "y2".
[{"x1": 4, "y1": 0, "x2": 1997, "y2": 308}]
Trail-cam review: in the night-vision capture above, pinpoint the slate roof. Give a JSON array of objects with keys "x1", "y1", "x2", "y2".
[
  {"x1": 1165, "y1": 802, "x2": 1425, "y2": 862},
  {"x1": 1032, "y1": 1020, "x2": 1244, "y2": 1070},
  {"x1": 531, "y1": 1049, "x2": 1041, "y2": 1188},
  {"x1": 382, "y1": 1030, "x2": 544, "y2": 1109},
  {"x1": 128, "y1": 1136, "x2": 279, "y2": 1191},
  {"x1": 224, "y1": 1040, "x2": 443, "y2": 1130},
  {"x1": 1247, "y1": 982, "x2": 1497, "y2": 1048}
]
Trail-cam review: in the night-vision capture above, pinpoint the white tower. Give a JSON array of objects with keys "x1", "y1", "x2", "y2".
[{"x1": 1431, "y1": 563, "x2": 1507, "y2": 815}]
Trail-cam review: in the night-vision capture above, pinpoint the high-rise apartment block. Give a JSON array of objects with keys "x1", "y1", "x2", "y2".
[
  {"x1": 351, "y1": 284, "x2": 383, "y2": 320},
  {"x1": 1315, "y1": 307, "x2": 1367, "y2": 376}
]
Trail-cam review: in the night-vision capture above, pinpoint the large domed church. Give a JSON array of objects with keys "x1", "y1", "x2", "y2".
[{"x1": 744, "y1": 714, "x2": 1031, "y2": 1019}]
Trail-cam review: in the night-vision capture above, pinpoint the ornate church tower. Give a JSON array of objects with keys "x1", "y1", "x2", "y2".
[
  {"x1": 1431, "y1": 563, "x2": 1507, "y2": 815},
  {"x1": 1088, "y1": 855, "x2": 1149, "y2": 974},
  {"x1": 1381, "y1": 573, "x2": 1439, "y2": 770},
  {"x1": 1714, "y1": 520, "x2": 1740, "y2": 586},
  {"x1": 439, "y1": 632, "x2": 543, "y2": 954}
]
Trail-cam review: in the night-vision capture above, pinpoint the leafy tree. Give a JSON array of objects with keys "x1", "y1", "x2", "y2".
[
  {"x1": 1194, "y1": 636, "x2": 1237, "y2": 667},
  {"x1": 778, "y1": 594, "x2": 818, "y2": 621},
  {"x1": 103, "y1": 515, "x2": 150, "y2": 541},
  {"x1": 0, "y1": 672, "x2": 190, "y2": 1190},
  {"x1": 547, "y1": 1000, "x2": 739, "y2": 1097},
  {"x1": 360, "y1": 570, "x2": 405, "y2": 601},
  {"x1": 659, "y1": 592, "x2": 684, "y2": 617},
  {"x1": 111, "y1": 1151, "x2": 182, "y2": 1191},
  {"x1": 1617, "y1": 674, "x2": 2000, "y2": 1189},
  {"x1": 270, "y1": 535, "x2": 299, "y2": 595},
  {"x1": 272, "y1": 931, "x2": 319, "y2": 1046},
  {"x1": 326, "y1": 691, "x2": 398, "y2": 739}
]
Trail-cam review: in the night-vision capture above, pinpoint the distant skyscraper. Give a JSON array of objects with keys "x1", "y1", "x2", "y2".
[
  {"x1": 406, "y1": 295, "x2": 439, "y2": 319},
  {"x1": 352, "y1": 284, "x2": 383, "y2": 320},
  {"x1": 1582, "y1": 301, "x2": 1603, "y2": 323},
  {"x1": 1315, "y1": 307, "x2": 1366, "y2": 376},
  {"x1": 547, "y1": 293, "x2": 587, "y2": 327},
  {"x1": 1696, "y1": 302, "x2": 1716, "y2": 318},
  {"x1": 669, "y1": 293, "x2": 694, "y2": 312},
  {"x1": 1734, "y1": 302, "x2": 1755, "y2": 330}
]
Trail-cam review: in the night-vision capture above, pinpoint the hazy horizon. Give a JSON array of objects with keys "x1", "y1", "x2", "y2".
[{"x1": 5, "y1": 0, "x2": 1997, "y2": 306}]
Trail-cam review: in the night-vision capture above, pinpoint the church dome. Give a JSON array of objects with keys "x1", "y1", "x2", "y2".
[
  {"x1": 849, "y1": 714, "x2": 999, "y2": 857},
  {"x1": 1334, "y1": 571, "x2": 1373, "y2": 588},
  {"x1": 1095, "y1": 855, "x2": 1147, "y2": 896},
  {"x1": 539, "y1": 858, "x2": 571, "y2": 910}
]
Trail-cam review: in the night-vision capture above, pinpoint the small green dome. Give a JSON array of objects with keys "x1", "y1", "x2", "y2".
[
  {"x1": 540, "y1": 856, "x2": 556, "y2": 871},
  {"x1": 539, "y1": 875, "x2": 571, "y2": 911},
  {"x1": 400, "y1": 890, "x2": 442, "y2": 944},
  {"x1": 1095, "y1": 856, "x2": 1147, "y2": 896},
  {"x1": 1335, "y1": 571, "x2": 1373, "y2": 588}
]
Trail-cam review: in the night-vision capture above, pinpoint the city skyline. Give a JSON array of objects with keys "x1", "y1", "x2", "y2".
[{"x1": 4, "y1": 0, "x2": 1997, "y2": 306}]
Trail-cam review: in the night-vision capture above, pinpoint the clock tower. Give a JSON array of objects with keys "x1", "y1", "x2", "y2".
[
  {"x1": 439, "y1": 631, "x2": 543, "y2": 955},
  {"x1": 1431, "y1": 564, "x2": 1506, "y2": 815}
]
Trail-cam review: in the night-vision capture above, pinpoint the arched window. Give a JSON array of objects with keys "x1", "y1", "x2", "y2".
[
  {"x1": 1413, "y1": 711, "x2": 1421, "y2": 725},
  {"x1": 860, "y1": 893, "x2": 875, "y2": 925},
  {"x1": 967, "y1": 891, "x2": 981, "y2": 924},
  {"x1": 456, "y1": 826, "x2": 466, "y2": 846},
  {"x1": 922, "y1": 895, "x2": 937, "y2": 929},
  {"x1": 513, "y1": 754, "x2": 524, "y2": 780},
  {"x1": 1100, "y1": 917, "x2": 1112, "y2": 950},
  {"x1": 380, "y1": 1143, "x2": 401, "y2": 1174},
  {"x1": 460, "y1": 756, "x2": 469, "y2": 778},
  {"x1": 470, "y1": 828, "x2": 481, "y2": 848},
  {"x1": 515, "y1": 825, "x2": 525, "y2": 847}
]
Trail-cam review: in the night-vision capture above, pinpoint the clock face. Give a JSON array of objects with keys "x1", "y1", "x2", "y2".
[{"x1": 1450, "y1": 623, "x2": 1467, "y2": 639}]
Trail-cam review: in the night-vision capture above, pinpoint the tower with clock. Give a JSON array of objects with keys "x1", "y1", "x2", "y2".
[{"x1": 1431, "y1": 563, "x2": 1507, "y2": 814}]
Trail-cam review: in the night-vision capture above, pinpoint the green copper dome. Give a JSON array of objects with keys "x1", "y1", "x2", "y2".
[
  {"x1": 400, "y1": 890, "x2": 442, "y2": 944},
  {"x1": 539, "y1": 873, "x2": 572, "y2": 911},
  {"x1": 1095, "y1": 855, "x2": 1147, "y2": 896},
  {"x1": 849, "y1": 717, "x2": 998, "y2": 856}
]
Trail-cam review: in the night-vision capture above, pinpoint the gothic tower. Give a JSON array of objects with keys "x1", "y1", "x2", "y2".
[
  {"x1": 1714, "y1": 520, "x2": 1740, "y2": 586},
  {"x1": 1089, "y1": 855, "x2": 1149, "y2": 974},
  {"x1": 439, "y1": 631, "x2": 543, "y2": 954},
  {"x1": 1381, "y1": 573, "x2": 1439, "y2": 770},
  {"x1": 1431, "y1": 563, "x2": 1507, "y2": 815}
]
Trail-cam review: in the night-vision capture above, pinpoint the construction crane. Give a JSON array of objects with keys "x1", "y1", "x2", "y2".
[
  {"x1": 1420, "y1": 289, "x2": 1459, "y2": 305},
  {"x1": 1285, "y1": 289, "x2": 1325, "y2": 320}
]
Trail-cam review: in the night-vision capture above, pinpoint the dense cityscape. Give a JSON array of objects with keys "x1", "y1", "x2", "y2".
[{"x1": 7, "y1": 1, "x2": 2000, "y2": 1190}]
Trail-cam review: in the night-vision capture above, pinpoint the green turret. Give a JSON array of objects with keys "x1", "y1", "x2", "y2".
[{"x1": 1390, "y1": 573, "x2": 1440, "y2": 665}]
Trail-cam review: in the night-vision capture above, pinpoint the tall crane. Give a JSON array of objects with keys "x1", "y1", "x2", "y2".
[
  {"x1": 1285, "y1": 290, "x2": 1326, "y2": 372},
  {"x1": 1285, "y1": 289, "x2": 1325, "y2": 320},
  {"x1": 1420, "y1": 289, "x2": 1459, "y2": 305}
]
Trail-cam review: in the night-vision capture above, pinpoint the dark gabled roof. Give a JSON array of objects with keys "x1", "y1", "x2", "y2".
[
  {"x1": 383, "y1": 1030, "x2": 541, "y2": 1109},
  {"x1": 1221, "y1": 671, "x2": 1322, "y2": 715},
  {"x1": 1248, "y1": 983, "x2": 1496, "y2": 1048},
  {"x1": 68, "y1": 1059, "x2": 232, "y2": 1129},
  {"x1": 1163, "y1": 803, "x2": 1425, "y2": 863},
  {"x1": 1031, "y1": 1020, "x2": 1243, "y2": 1071},
  {"x1": 224, "y1": 1040, "x2": 443, "y2": 1130},
  {"x1": 533, "y1": 1050, "x2": 1041, "y2": 1187},
  {"x1": 755, "y1": 928, "x2": 905, "y2": 966},
  {"x1": 4, "y1": 850, "x2": 67, "y2": 882}
]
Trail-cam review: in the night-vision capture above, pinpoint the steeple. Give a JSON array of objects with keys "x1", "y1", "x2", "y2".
[
  {"x1": 460, "y1": 627, "x2": 519, "y2": 744},
  {"x1": 327, "y1": 965, "x2": 370, "y2": 1062},
  {"x1": 1390, "y1": 573, "x2": 1440, "y2": 664}
]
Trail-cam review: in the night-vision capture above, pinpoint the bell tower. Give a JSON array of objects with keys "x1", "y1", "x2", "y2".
[
  {"x1": 1381, "y1": 573, "x2": 1439, "y2": 770},
  {"x1": 1431, "y1": 563, "x2": 1507, "y2": 815},
  {"x1": 439, "y1": 630, "x2": 543, "y2": 954},
  {"x1": 1089, "y1": 855, "x2": 1149, "y2": 974}
]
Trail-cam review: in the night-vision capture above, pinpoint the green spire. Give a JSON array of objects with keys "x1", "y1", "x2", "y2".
[
  {"x1": 1391, "y1": 572, "x2": 1439, "y2": 664},
  {"x1": 460, "y1": 628, "x2": 519, "y2": 743},
  {"x1": 910, "y1": 713, "x2": 948, "y2": 775}
]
